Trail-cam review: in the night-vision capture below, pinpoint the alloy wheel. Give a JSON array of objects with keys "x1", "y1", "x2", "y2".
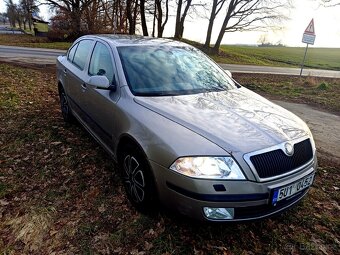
[
  {"x1": 60, "y1": 91, "x2": 69, "y2": 118},
  {"x1": 122, "y1": 155, "x2": 146, "y2": 203}
]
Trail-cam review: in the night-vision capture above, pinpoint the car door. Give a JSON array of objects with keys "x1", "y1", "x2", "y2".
[
  {"x1": 83, "y1": 40, "x2": 121, "y2": 150},
  {"x1": 64, "y1": 39, "x2": 95, "y2": 122}
]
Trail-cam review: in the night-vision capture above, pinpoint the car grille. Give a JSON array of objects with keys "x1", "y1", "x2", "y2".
[{"x1": 250, "y1": 139, "x2": 313, "y2": 179}]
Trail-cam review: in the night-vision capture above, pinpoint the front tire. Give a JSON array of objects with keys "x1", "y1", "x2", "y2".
[
  {"x1": 119, "y1": 145, "x2": 157, "y2": 212},
  {"x1": 58, "y1": 86, "x2": 75, "y2": 123}
]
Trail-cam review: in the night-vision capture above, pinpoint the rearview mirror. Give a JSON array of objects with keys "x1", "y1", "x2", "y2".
[
  {"x1": 225, "y1": 70, "x2": 232, "y2": 78},
  {"x1": 88, "y1": 75, "x2": 111, "y2": 90}
]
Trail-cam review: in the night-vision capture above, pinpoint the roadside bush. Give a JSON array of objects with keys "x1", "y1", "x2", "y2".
[
  {"x1": 47, "y1": 29, "x2": 70, "y2": 42},
  {"x1": 317, "y1": 82, "x2": 331, "y2": 90},
  {"x1": 302, "y1": 75, "x2": 318, "y2": 87}
]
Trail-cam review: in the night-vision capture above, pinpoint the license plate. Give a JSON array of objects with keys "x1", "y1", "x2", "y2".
[{"x1": 272, "y1": 173, "x2": 314, "y2": 205}]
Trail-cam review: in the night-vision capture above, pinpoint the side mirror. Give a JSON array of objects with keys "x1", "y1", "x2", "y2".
[
  {"x1": 225, "y1": 70, "x2": 232, "y2": 78},
  {"x1": 88, "y1": 75, "x2": 112, "y2": 90}
]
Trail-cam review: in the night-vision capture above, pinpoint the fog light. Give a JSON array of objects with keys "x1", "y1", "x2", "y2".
[{"x1": 203, "y1": 207, "x2": 234, "y2": 220}]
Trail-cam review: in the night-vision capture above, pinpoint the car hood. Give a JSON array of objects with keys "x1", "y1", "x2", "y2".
[{"x1": 134, "y1": 87, "x2": 310, "y2": 154}]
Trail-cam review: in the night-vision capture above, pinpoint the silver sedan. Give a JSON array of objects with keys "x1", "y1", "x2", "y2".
[{"x1": 57, "y1": 35, "x2": 317, "y2": 221}]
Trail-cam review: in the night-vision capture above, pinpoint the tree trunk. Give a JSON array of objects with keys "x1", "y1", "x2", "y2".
[
  {"x1": 204, "y1": 0, "x2": 218, "y2": 48},
  {"x1": 174, "y1": 0, "x2": 182, "y2": 39},
  {"x1": 140, "y1": 0, "x2": 148, "y2": 36},
  {"x1": 156, "y1": 0, "x2": 163, "y2": 37},
  {"x1": 28, "y1": 16, "x2": 32, "y2": 31},
  {"x1": 179, "y1": 0, "x2": 191, "y2": 38},
  {"x1": 70, "y1": 9, "x2": 82, "y2": 38},
  {"x1": 132, "y1": 0, "x2": 139, "y2": 34},
  {"x1": 212, "y1": 0, "x2": 234, "y2": 54},
  {"x1": 126, "y1": 0, "x2": 134, "y2": 34}
]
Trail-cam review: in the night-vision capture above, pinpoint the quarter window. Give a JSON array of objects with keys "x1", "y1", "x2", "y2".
[
  {"x1": 73, "y1": 40, "x2": 93, "y2": 70},
  {"x1": 89, "y1": 42, "x2": 114, "y2": 84}
]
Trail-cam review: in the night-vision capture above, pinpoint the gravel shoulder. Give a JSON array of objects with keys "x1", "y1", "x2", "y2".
[{"x1": 274, "y1": 100, "x2": 340, "y2": 162}]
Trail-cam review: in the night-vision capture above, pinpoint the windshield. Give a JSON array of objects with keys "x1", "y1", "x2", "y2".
[{"x1": 117, "y1": 46, "x2": 236, "y2": 96}]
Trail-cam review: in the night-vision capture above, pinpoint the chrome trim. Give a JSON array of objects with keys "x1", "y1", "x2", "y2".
[{"x1": 243, "y1": 136, "x2": 316, "y2": 182}]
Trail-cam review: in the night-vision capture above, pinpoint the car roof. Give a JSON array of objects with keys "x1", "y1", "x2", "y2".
[{"x1": 79, "y1": 34, "x2": 190, "y2": 47}]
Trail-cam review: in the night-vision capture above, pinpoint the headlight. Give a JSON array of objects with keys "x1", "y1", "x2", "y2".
[{"x1": 169, "y1": 157, "x2": 246, "y2": 180}]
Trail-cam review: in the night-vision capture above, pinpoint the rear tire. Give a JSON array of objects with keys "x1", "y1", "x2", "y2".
[
  {"x1": 58, "y1": 86, "x2": 75, "y2": 123},
  {"x1": 119, "y1": 145, "x2": 157, "y2": 212}
]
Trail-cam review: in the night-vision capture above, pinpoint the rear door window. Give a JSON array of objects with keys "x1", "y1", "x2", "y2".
[{"x1": 72, "y1": 40, "x2": 93, "y2": 70}]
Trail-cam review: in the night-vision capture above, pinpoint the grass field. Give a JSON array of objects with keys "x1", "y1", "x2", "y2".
[
  {"x1": 0, "y1": 62, "x2": 339, "y2": 254},
  {"x1": 215, "y1": 45, "x2": 340, "y2": 71},
  {"x1": 0, "y1": 34, "x2": 71, "y2": 50}
]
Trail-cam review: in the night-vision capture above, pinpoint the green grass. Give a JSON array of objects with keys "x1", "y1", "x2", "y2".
[
  {"x1": 0, "y1": 34, "x2": 71, "y2": 50},
  {"x1": 216, "y1": 45, "x2": 340, "y2": 71},
  {"x1": 180, "y1": 38, "x2": 340, "y2": 71}
]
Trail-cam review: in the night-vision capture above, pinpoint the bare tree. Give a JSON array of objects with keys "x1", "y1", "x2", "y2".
[
  {"x1": 140, "y1": 0, "x2": 148, "y2": 35},
  {"x1": 126, "y1": 0, "x2": 140, "y2": 34},
  {"x1": 82, "y1": 0, "x2": 105, "y2": 33},
  {"x1": 155, "y1": 0, "x2": 169, "y2": 37},
  {"x1": 209, "y1": 0, "x2": 289, "y2": 54},
  {"x1": 110, "y1": 0, "x2": 128, "y2": 33},
  {"x1": 174, "y1": 0, "x2": 192, "y2": 39},
  {"x1": 15, "y1": 5, "x2": 25, "y2": 29},
  {"x1": 204, "y1": 0, "x2": 226, "y2": 48},
  {"x1": 174, "y1": 0, "x2": 206, "y2": 39},
  {"x1": 43, "y1": 0, "x2": 94, "y2": 38},
  {"x1": 321, "y1": 0, "x2": 340, "y2": 6},
  {"x1": 20, "y1": 0, "x2": 38, "y2": 31},
  {"x1": 151, "y1": 0, "x2": 156, "y2": 36},
  {"x1": 6, "y1": 0, "x2": 17, "y2": 27}
]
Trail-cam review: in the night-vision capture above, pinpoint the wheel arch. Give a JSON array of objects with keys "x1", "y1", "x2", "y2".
[
  {"x1": 58, "y1": 80, "x2": 64, "y2": 92},
  {"x1": 116, "y1": 133, "x2": 159, "y2": 192},
  {"x1": 116, "y1": 134, "x2": 149, "y2": 165}
]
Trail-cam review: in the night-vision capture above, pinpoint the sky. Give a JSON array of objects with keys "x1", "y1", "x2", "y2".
[{"x1": 1, "y1": 0, "x2": 339, "y2": 48}]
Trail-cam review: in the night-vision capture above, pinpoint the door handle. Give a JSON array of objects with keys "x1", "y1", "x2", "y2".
[
  {"x1": 81, "y1": 83, "x2": 87, "y2": 90},
  {"x1": 63, "y1": 69, "x2": 67, "y2": 74}
]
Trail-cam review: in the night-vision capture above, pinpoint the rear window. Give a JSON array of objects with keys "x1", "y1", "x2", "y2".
[{"x1": 72, "y1": 40, "x2": 93, "y2": 70}]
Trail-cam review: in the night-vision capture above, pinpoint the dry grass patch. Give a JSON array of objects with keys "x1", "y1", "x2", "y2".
[{"x1": 234, "y1": 73, "x2": 340, "y2": 114}]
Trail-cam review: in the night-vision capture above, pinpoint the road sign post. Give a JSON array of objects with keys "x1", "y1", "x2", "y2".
[{"x1": 300, "y1": 19, "x2": 316, "y2": 76}]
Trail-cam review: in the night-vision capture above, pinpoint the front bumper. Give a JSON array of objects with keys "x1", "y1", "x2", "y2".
[{"x1": 150, "y1": 156, "x2": 317, "y2": 222}]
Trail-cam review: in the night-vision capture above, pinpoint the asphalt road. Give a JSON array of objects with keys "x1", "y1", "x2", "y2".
[
  {"x1": 219, "y1": 63, "x2": 340, "y2": 78},
  {"x1": 0, "y1": 45, "x2": 339, "y2": 78},
  {"x1": 0, "y1": 45, "x2": 65, "y2": 65}
]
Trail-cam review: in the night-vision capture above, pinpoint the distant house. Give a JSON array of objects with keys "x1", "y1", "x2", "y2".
[{"x1": 32, "y1": 15, "x2": 49, "y2": 37}]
